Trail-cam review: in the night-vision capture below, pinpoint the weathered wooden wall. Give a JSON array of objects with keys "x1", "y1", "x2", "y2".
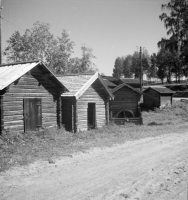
[
  {"x1": 110, "y1": 87, "x2": 140, "y2": 117},
  {"x1": 1, "y1": 66, "x2": 60, "y2": 132},
  {"x1": 0, "y1": 96, "x2": 3, "y2": 133},
  {"x1": 143, "y1": 89, "x2": 160, "y2": 109},
  {"x1": 77, "y1": 79, "x2": 108, "y2": 131}
]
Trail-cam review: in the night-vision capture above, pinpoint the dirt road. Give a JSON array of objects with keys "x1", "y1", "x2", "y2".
[{"x1": 1, "y1": 132, "x2": 188, "y2": 200}]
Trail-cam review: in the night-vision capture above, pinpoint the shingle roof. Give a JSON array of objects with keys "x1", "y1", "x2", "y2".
[
  {"x1": 144, "y1": 86, "x2": 175, "y2": 94},
  {"x1": 58, "y1": 72, "x2": 114, "y2": 99},
  {"x1": 58, "y1": 74, "x2": 93, "y2": 96}
]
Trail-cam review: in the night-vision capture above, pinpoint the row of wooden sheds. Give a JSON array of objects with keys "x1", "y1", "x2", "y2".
[{"x1": 0, "y1": 61, "x2": 144, "y2": 133}]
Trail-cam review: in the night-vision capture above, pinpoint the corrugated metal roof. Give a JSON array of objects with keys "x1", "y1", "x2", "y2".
[
  {"x1": 0, "y1": 61, "x2": 68, "y2": 91},
  {"x1": 0, "y1": 61, "x2": 40, "y2": 90}
]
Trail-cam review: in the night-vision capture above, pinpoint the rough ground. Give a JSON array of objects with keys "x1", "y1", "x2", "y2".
[{"x1": 0, "y1": 132, "x2": 188, "y2": 200}]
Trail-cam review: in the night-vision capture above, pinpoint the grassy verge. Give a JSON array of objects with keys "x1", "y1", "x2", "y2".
[{"x1": 0, "y1": 101, "x2": 188, "y2": 172}]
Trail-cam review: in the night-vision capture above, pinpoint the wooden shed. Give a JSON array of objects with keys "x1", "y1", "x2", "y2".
[
  {"x1": 109, "y1": 83, "x2": 142, "y2": 125},
  {"x1": 0, "y1": 61, "x2": 67, "y2": 134},
  {"x1": 143, "y1": 86, "x2": 175, "y2": 110},
  {"x1": 58, "y1": 73, "x2": 114, "y2": 132}
]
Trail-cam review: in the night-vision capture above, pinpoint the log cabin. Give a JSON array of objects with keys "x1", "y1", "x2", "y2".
[
  {"x1": 143, "y1": 86, "x2": 175, "y2": 110},
  {"x1": 58, "y1": 73, "x2": 114, "y2": 132},
  {"x1": 109, "y1": 83, "x2": 142, "y2": 125},
  {"x1": 0, "y1": 61, "x2": 67, "y2": 134}
]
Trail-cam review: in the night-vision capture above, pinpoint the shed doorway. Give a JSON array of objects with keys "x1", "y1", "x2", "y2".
[
  {"x1": 24, "y1": 98, "x2": 42, "y2": 132},
  {"x1": 87, "y1": 103, "x2": 96, "y2": 130}
]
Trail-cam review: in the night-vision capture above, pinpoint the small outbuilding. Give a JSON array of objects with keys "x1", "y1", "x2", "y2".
[
  {"x1": 58, "y1": 73, "x2": 114, "y2": 132},
  {"x1": 109, "y1": 83, "x2": 142, "y2": 125},
  {"x1": 0, "y1": 61, "x2": 67, "y2": 134},
  {"x1": 143, "y1": 86, "x2": 175, "y2": 110}
]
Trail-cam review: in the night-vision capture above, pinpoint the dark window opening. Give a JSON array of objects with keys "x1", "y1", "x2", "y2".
[{"x1": 87, "y1": 103, "x2": 96, "y2": 130}]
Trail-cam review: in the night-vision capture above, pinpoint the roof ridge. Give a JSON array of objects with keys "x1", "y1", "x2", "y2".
[{"x1": 0, "y1": 60, "x2": 41, "y2": 67}]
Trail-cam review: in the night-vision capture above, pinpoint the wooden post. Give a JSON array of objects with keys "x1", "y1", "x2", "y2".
[
  {"x1": 74, "y1": 97, "x2": 78, "y2": 133},
  {"x1": 0, "y1": 95, "x2": 3, "y2": 133},
  {"x1": 57, "y1": 93, "x2": 62, "y2": 129},
  {"x1": 105, "y1": 99, "x2": 109, "y2": 125},
  {"x1": 0, "y1": 1, "x2": 2, "y2": 65},
  {"x1": 140, "y1": 47, "x2": 143, "y2": 95}
]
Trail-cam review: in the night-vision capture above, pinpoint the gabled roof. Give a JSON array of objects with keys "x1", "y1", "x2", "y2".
[
  {"x1": 58, "y1": 72, "x2": 114, "y2": 100},
  {"x1": 0, "y1": 60, "x2": 68, "y2": 91},
  {"x1": 112, "y1": 82, "x2": 141, "y2": 94},
  {"x1": 103, "y1": 79, "x2": 117, "y2": 87},
  {"x1": 143, "y1": 86, "x2": 175, "y2": 94}
]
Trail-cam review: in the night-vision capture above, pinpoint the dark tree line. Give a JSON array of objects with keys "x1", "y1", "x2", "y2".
[
  {"x1": 112, "y1": 50, "x2": 151, "y2": 79},
  {"x1": 3, "y1": 21, "x2": 97, "y2": 74},
  {"x1": 113, "y1": 0, "x2": 188, "y2": 83}
]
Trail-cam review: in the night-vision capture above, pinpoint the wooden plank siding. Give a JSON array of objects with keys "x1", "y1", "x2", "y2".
[
  {"x1": 61, "y1": 79, "x2": 110, "y2": 132},
  {"x1": 77, "y1": 80, "x2": 108, "y2": 131},
  {"x1": 110, "y1": 87, "x2": 140, "y2": 117},
  {"x1": 0, "y1": 96, "x2": 3, "y2": 132},
  {"x1": 1, "y1": 67, "x2": 60, "y2": 132},
  {"x1": 143, "y1": 89, "x2": 160, "y2": 110}
]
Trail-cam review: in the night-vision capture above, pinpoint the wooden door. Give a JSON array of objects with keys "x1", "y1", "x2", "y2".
[
  {"x1": 24, "y1": 98, "x2": 42, "y2": 132},
  {"x1": 87, "y1": 103, "x2": 96, "y2": 129}
]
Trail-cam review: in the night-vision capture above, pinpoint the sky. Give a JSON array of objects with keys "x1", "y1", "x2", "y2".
[{"x1": 1, "y1": 0, "x2": 170, "y2": 75}]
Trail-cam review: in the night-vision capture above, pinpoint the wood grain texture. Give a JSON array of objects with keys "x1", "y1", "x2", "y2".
[
  {"x1": 1, "y1": 66, "x2": 60, "y2": 133},
  {"x1": 110, "y1": 86, "x2": 140, "y2": 117}
]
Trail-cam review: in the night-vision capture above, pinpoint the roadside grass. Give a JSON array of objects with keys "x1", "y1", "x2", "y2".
[{"x1": 0, "y1": 101, "x2": 188, "y2": 172}]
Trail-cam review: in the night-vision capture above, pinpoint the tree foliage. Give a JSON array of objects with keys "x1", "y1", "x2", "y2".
[
  {"x1": 131, "y1": 50, "x2": 150, "y2": 78},
  {"x1": 112, "y1": 57, "x2": 124, "y2": 78},
  {"x1": 4, "y1": 21, "x2": 96, "y2": 74},
  {"x1": 158, "y1": 0, "x2": 188, "y2": 81},
  {"x1": 123, "y1": 55, "x2": 133, "y2": 78}
]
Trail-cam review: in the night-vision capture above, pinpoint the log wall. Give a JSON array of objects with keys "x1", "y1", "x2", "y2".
[
  {"x1": 77, "y1": 79, "x2": 108, "y2": 131},
  {"x1": 1, "y1": 66, "x2": 60, "y2": 132},
  {"x1": 110, "y1": 87, "x2": 140, "y2": 117}
]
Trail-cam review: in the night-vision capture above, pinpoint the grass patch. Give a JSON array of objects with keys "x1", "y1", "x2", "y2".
[{"x1": 0, "y1": 101, "x2": 188, "y2": 172}]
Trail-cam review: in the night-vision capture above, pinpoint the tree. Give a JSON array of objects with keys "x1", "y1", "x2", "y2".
[
  {"x1": 123, "y1": 55, "x2": 133, "y2": 78},
  {"x1": 147, "y1": 53, "x2": 158, "y2": 79},
  {"x1": 159, "y1": 0, "x2": 188, "y2": 79},
  {"x1": 4, "y1": 21, "x2": 97, "y2": 74},
  {"x1": 112, "y1": 57, "x2": 124, "y2": 78},
  {"x1": 79, "y1": 44, "x2": 97, "y2": 73},
  {"x1": 131, "y1": 50, "x2": 150, "y2": 78},
  {"x1": 47, "y1": 29, "x2": 75, "y2": 74}
]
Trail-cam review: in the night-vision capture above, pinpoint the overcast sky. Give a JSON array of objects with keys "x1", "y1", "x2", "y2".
[{"x1": 1, "y1": 0, "x2": 170, "y2": 75}]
